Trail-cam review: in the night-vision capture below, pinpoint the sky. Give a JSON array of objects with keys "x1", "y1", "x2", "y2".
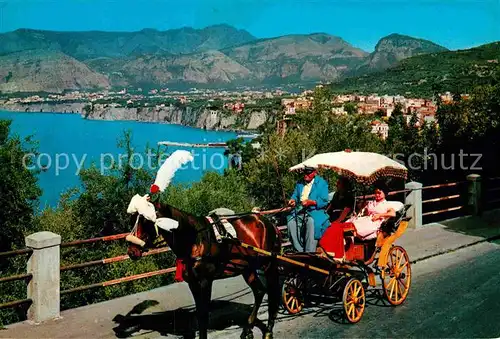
[{"x1": 1, "y1": 0, "x2": 499, "y2": 52}]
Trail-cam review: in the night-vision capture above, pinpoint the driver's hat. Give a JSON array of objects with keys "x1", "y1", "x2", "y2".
[{"x1": 303, "y1": 166, "x2": 316, "y2": 174}]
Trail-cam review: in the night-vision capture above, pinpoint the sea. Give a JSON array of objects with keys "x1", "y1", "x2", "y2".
[{"x1": 0, "y1": 111, "x2": 240, "y2": 210}]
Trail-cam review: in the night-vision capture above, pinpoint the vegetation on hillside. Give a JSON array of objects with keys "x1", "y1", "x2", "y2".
[{"x1": 332, "y1": 42, "x2": 500, "y2": 97}]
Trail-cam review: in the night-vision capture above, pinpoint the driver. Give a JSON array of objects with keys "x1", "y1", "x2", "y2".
[{"x1": 286, "y1": 166, "x2": 330, "y2": 252}]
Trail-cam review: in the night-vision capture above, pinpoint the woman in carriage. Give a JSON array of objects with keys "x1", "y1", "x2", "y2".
[
  {"x1": 318, "y1": 182, "x2": 397, "y2": 260},
  {"x1": 325, "y1": 176, "x2": 356, "y2": 223}
]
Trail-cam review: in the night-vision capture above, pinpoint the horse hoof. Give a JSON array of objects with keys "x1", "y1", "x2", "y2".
[
  {"x1": 264, "y1": 332, "x2": 273, "y2": 339},
  {"x1": 240, "y1": 330, "x2": 254, "y2": 339}
]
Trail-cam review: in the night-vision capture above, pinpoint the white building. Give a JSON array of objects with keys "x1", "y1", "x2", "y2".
[{"x1": 371, "y1": 120, "x2": 389, "y2": 139}]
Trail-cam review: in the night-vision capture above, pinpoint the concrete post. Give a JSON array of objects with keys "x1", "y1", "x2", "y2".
[
  {"x1": 467, "y1": 174, "x2": 482, "y2": 216},
  {"x1": 405, "y1": 181, "x2": 423, "y2": 229},
  {"x1": 25, "y1": 231, "x2": 61, "y2": 323}
]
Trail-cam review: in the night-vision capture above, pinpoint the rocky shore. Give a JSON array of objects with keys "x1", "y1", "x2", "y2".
[{"x1": 0, "y1": 102, "x2": 275, "y2": 131}]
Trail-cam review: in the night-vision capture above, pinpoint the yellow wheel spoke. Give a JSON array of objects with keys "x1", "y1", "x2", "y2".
[
  {"x1": 399, "y1": 261, "x2": 408, "y2": 273},
  {"x1": 387, "y1": 276, "x2": 396, "y2": 289},
  {"x1": 389, "y1": 277, "x2": 396, "y2": 299},
  {"x1": 383, "y1": 247, "x2": 411, "y2": 305},
  {"x1": 398, "y1": 279, "x2": 406, "y2": 296},
  {"x1": 394, "y1": 278, "x2": 399, "y2": 301},
  {"x1": 354, "y1": 307, "x2": 360, "y2": 320},
  {"x1": 354, "y1": 284, "x2": 361, "y2": 297},
  {"x1": 286, "y1": 295, "x2": 293, "y2": 306},
  {"x1": 344, "y1": 279, "x2": 365, "y2": 322},
  {"x1": 349, "y1": 304, "x2": 355, "y2": 318},
  {"x1": 397, "y1": 252, "x2": 404, "y2": 268}
]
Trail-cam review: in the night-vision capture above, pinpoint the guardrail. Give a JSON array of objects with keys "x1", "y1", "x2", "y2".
[
  {"x1": 421, "y1": 181, "x2": 468, "y2": 221},
  {"x1": 0, "y1": 174, "x2": 494, "y2": 324}
]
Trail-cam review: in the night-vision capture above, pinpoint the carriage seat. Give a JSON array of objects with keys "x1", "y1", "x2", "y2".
[
  {"x1": 379, "y1": 203, "x2": 412, "y2": 235},
  {"x1": 343, "y1": 202, "x2": 411, "y2": 262},
  {"x1": 342, "y1": 201, "x2": 409, "y2": 240}
]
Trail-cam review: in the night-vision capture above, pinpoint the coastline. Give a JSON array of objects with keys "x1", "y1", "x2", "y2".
[{"x1": 0, "y1": 103, "x2": 267, "y2": 134}]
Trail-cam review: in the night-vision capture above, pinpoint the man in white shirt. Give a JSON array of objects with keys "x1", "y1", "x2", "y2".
[{"x1": 286, "y1": 166, "x2": 330, "y2": 252}]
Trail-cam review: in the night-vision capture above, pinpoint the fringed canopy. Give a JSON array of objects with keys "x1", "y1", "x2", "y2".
[{"x1": 290, "y1": 150, "x2": 408, "y2": 184}]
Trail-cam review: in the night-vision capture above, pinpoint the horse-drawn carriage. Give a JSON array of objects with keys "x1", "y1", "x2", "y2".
[
  {"x1": 124, "y1": 149, "x2": 412, "y2": 338},
  {"x1": 279, "y1": 150, "x2": 412, "y2": 323}
]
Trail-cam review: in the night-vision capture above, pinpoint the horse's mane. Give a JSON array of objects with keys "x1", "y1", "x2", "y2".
[
  {"x1": 159, "y1": 202, "x2": 260, "y2": 228},
  {"x1": 157, "y1": 202, "x2": 211, "y2": 233}
]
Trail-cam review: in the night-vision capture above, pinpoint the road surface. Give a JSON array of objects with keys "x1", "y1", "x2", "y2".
[
  {"x1": 209, "y1": 240, "x2": 500, "y2": 339},
  {"x1": 3, "y1": 240, "x2": 500, "y2": 339}
]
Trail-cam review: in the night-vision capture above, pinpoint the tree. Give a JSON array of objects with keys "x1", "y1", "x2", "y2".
[
  {"x1": 0, "y1": 119, "x2": 41, "y2": 252},
  {"x1": 344, "y1": 102, "x2": 358, "y2": 115},
  {"x1": 435, "y1": 83, "x2": 500, "y2": 179},
  {"x1": 72, "y1": 130, "x2": 154, "y2": 237},
  {"x1": 374, "y1": 109, "x2": 385, "y2": 118},
  {"x1": 0, "y1": 119, "x2": 42, "y2": 326},
  {"x1": 392, "y1": 102, "x2": 404, "y2": 116},
  {"x1": 386, "y1": 107, "x2": 407, "y2": 156},
  {"x1": 312, "y1": 86, "x2": 333, "y2": 115},
  {"x1": 164, "y1": 170, "x2": 253, "y2": 216},
  {"x1": 223, "y1": 137, "x2": 259, "y2": 170}
]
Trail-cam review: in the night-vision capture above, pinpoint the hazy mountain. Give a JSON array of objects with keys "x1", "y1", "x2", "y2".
[
  {"x1": 0, "y1": 50, "x2": 110, "y2": 93},
  {"x1": 88, "y1": 33, "x2": 370, "y2": 87},
  {"x1": 0, "y1": 26, "x2": 462, "y2": 93},
  {"x1": 222, "y1": 33, "x2": 368, "y2": 82},
  {"x1": 88, "y1": 50, "x2": 252, "y2": 86},
  {"x1": 0, "y1": 24, "x2": 257, "y2": 60}
]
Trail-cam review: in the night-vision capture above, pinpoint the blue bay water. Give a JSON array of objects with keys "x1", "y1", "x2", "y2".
[{"x1": 1, "y1": 111, "x2": 238, "y2": 210}]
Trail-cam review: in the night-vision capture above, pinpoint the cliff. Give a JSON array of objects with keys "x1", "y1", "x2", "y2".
[{"x1": 0, "y1": 102, "x2": 275, "y2": 131}]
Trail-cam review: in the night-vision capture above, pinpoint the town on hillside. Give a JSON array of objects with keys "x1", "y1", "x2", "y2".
[{"x1": 0, "y1": 84, "x2": 467, "y2": 139}]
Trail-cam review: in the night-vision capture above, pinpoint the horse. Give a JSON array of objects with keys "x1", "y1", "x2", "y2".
[{"x1": 126, "y1": 201, "x2": 282, "y2": 339}]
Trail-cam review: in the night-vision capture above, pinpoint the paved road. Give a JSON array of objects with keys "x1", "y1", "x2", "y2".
[
  {"x1": 210, "y1": 240, "x2": 500, "y2": 339},
  {"x1": 3, "y1": 239, "x2": 500, "y2": 339}
]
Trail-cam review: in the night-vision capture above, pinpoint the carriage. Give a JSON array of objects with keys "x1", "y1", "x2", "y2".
[
  {"x1": 276, "y1": 150, "x2": 412, "y2": 323},
  {"x1": 124, "y1": 149, "x2": 413, "y2": 338}
]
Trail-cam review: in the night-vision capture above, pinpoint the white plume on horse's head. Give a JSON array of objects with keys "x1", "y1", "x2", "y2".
[
  {"x1": 126, "y1": 194, "x2": 157, "y2": 221},
  {"x1": 151, "y1": 150, "x2": 194, "y2": 193}
]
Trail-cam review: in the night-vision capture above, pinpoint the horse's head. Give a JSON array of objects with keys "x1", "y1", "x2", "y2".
[
  {"x1": 126, "y1": 212, "x2": 158, "y2": 260},
  {"x1": 125, "y1": 194, "x2": 162, "y2": 260},
  {"x1": 125, "y1": 194, "x2": 183, "y2": 260}
]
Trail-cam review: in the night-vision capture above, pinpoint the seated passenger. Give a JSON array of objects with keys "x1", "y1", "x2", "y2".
[
  {"x1": 318, "y1": 182, "x2": 396, "y2": 259},
  {"x1": 325, "y1": 177, "x2": 355, "y2": 223}
]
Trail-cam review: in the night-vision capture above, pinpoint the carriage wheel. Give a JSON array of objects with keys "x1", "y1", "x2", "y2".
[
  {"x1": 282, "y1": 276, "x2": 305, "y2": 314},
  {"x1": 342, "y1": 278, "x2": 365, "y2": 324},
  {"x1": 382, "y1": 246, "x2": 411, "y2": 306}
]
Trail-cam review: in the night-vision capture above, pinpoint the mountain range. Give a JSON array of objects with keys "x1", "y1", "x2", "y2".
[{"x1": 0, "y1": 24, "x2": 479, "y2": 94}]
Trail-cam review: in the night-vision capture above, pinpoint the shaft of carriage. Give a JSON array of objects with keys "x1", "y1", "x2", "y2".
[{"x1": 231, "y1": 239, "x2": 332, "y2": 275}]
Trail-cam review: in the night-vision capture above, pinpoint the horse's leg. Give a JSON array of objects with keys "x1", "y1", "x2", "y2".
[
  {"x1": 241, "y1": 270, "x2": 266, "y2": 339},
  {"x1": 264, "y1": 260, "x2": 281, "y2": 339},
  {"x1": 188, "y1": 278, "x2": 213, "y2": 339}
]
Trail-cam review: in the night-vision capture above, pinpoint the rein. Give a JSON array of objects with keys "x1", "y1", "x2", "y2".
[{"x1": 207, "y1": 206, "x2": 292, "y2": 221}]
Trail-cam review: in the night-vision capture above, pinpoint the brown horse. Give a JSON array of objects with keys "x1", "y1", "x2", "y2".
[{"x1": 126, "y1": 202, "x2": 282, "y2": 339}]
